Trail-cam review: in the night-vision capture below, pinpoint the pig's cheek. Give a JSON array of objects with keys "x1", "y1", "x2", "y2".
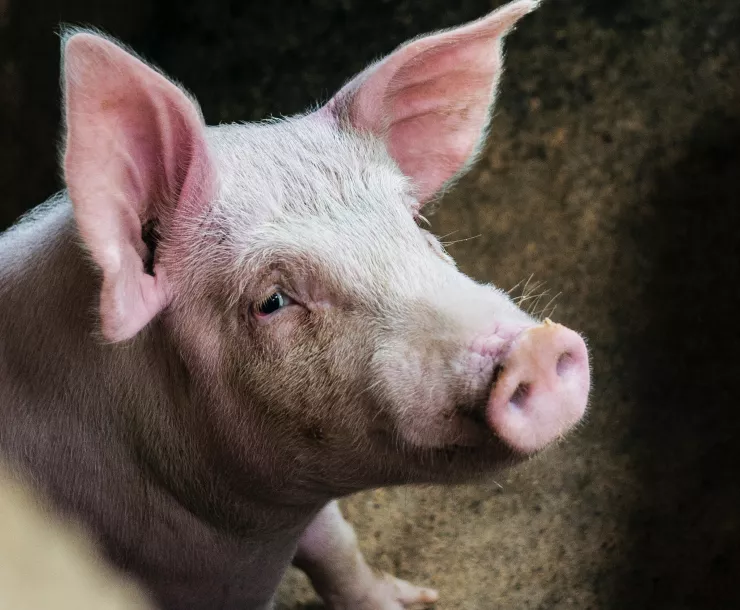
[
  {"x1": 372, "y1": 359, "x2": 460, "y2": 448},
  {"x1": 250, "y1": 308, "x2": 305, "y2": 352},
  {"x1": 453, "y1": 351, "x2": 498, "y2": 398}
]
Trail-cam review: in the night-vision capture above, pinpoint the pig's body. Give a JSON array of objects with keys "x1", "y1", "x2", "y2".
[
  {"x1": 0, "y1": 199, "x2": 311, "y2": 609},
  {"x1": 0, "y1": 2, "x2": 591, "y2": 608}
]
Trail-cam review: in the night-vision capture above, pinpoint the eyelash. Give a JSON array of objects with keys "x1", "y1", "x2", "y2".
[{"x1": 252, "y1": 289, "x2": 298, "y2": 320}]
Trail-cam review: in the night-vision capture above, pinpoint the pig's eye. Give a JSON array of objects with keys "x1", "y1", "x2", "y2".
[{"x1": 254, "y1": 292, "x2": 292, "y2": 317}]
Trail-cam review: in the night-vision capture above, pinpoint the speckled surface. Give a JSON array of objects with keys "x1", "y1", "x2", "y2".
[{"x1": 2, "y1": 1, "x2": 740, "y2": 608}]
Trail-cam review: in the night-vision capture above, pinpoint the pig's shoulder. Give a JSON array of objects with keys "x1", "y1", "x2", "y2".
[{"x1": 0, "y1": 193, "x2": 77, "y2": 278}]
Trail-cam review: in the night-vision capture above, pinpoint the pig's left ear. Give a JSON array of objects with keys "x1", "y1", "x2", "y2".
[
  {"x1": 324, "y1": 0, "x2": 538, "y2": 206},
  {"x1": 62, "y1": 31, "x2": 214, "y2": 343}
]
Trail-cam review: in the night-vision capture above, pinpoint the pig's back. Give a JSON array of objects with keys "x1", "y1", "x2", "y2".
[
  {"x1": 0, "y1": 195, "x2": 146, "y2": 544},
  {"x1": 0, "y1": 195, "x2": 119, "y2": 504},
  {"x1": 0, "y1": 195, "x2": 96, "y2": 424}
]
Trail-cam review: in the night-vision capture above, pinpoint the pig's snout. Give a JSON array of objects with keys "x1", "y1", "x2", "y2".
[{"x1": 486, "y1": 320, "x2": 590, "y2": 454}]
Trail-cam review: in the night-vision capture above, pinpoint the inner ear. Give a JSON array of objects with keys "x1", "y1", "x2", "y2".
[
  {"x1": 324, "y1": 0, "x2": 539, "y2": 205},
  {"x1": 141, "y1": 220, "x2": 161, "y2": 277}
]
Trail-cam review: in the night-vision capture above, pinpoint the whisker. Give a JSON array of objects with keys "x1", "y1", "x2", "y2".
[
  {"x1": 436, "y1": 230, "x2": 459, "y2": 241},
  {"x1": 441, "y1": 234, "x2": 482, "y2": 247},
  {"x1": 514, "y1": 289, "x2": 547, "y2": 307},
  {"x1": 523, "y1": 280, "x2": 546, "y2": 300},
  {"x1": 514, "y1": 279, "x2": 546, "y2": 305},
  {"x1": 417, "y1": 214, "x2": 432, "y2": 227},
  {"x1": 507, "y1": 278, "x2": 525, "y2": 295},
  {"x1": 535, "y1": 292, "x2": 562, "y2": 320},
  {"x1": 528, "y1": 290, "x2": 550, "y2": 316},
  {"x1": 521, "y1": 274, "x2": 534, "y2": 299}
]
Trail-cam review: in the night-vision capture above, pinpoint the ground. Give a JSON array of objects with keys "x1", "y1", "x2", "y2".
[{"x1": 1, "y1": 0, "x2": 739, "y2": 608}]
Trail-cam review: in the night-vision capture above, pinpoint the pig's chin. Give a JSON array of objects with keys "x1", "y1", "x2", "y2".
[
  {"x1": 393, "y1": 396, "x2": 566, "y2": 473},
  {"x1": 364, "y1": 415, "x2": 525, "y2": 486},
  {"x1": 391, "y1": 404, "x2": 527, "y2": 469},
  {"x1": 402, "y1": 437, "x2": 523, "y2": 484},
  {"x1": 395, "y1": 404, "x2": 489, "y2": 450}
]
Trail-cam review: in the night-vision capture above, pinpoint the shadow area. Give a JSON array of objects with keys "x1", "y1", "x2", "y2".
[{"x1": 611, "y1": 110, "x2": 740, "y2": 608}]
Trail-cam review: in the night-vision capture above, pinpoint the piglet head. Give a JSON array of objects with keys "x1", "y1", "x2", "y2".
[{"x1": 61, "y1": 0, "x2": 589, "y2": 498}]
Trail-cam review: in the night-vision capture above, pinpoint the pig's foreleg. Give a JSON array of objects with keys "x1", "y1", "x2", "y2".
[{"x1": 293, "y1": 501, "x2": 438, "y2": 609}]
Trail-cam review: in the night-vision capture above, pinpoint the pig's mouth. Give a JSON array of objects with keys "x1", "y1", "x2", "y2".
[
  {"x1": 446, "y1": 400, "x2": 522, "y2": 456},
  {"x1": 427, "y1": 427, "x2": 523, "y2": 479},
  {"x1": 452, "y1": 363, "x2": 522, "y2": 449},
  {"x1": 457, "y1": 391, "x2": 496, "y2": 428},
  {"x1": 453, "y1": 399, "x2": 493, "y2": 441},
  {"x1": 365, "y1": 401, "x2": 523, "y2": 485},
  {"x1": 429, "y1": 398, "x2": 525, "y2": 464}
]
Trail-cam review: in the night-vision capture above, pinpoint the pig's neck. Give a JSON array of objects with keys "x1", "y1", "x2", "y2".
[{"x1": 0, "y1": 199, "x2": 321, "y2": 609}]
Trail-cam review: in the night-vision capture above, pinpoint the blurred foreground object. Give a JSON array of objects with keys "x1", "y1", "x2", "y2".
[{"x1": 0, "y1": 462, "x2": 154, "y2": 610}]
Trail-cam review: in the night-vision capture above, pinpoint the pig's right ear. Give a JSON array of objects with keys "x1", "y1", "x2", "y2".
[
  {"x1": 62, "y1": 32, "x2": 213, "y2": 343},
  {"x1": 323, "y1": 0, "x2": 538, "y2": 208}
]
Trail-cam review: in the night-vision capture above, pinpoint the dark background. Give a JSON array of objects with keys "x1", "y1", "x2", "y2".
[{"x1": 2, "y1": 0, "x2": 739, "y2": 608}]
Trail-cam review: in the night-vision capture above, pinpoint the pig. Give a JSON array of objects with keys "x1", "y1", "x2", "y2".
[
  {"x1": 0, "y1": 461, "x2": 155, "y2": 610},
  {"x1": 0, "y1": 0, "x2": 590, "y2": 608}
]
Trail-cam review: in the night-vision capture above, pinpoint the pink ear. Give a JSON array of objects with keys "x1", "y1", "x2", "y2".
[
  {"x1": 326, "y1": 0, "x2": 539, "y2": 205},
  {"x1": 63, "y1": 32, "x2": 213, "y2": 342}
]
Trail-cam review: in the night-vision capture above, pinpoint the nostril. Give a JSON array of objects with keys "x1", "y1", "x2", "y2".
[
  {"x1": 509, "y1": 382, "x2": 530, "y2": 409},
  {"x1": 556, "y1": 351, "x2": 574, "y2": 377}
]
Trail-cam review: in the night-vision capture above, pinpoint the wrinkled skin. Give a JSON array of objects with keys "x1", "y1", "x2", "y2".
[{"x1": 0, "y1": 1, "x2": 590, "y2": 609}]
